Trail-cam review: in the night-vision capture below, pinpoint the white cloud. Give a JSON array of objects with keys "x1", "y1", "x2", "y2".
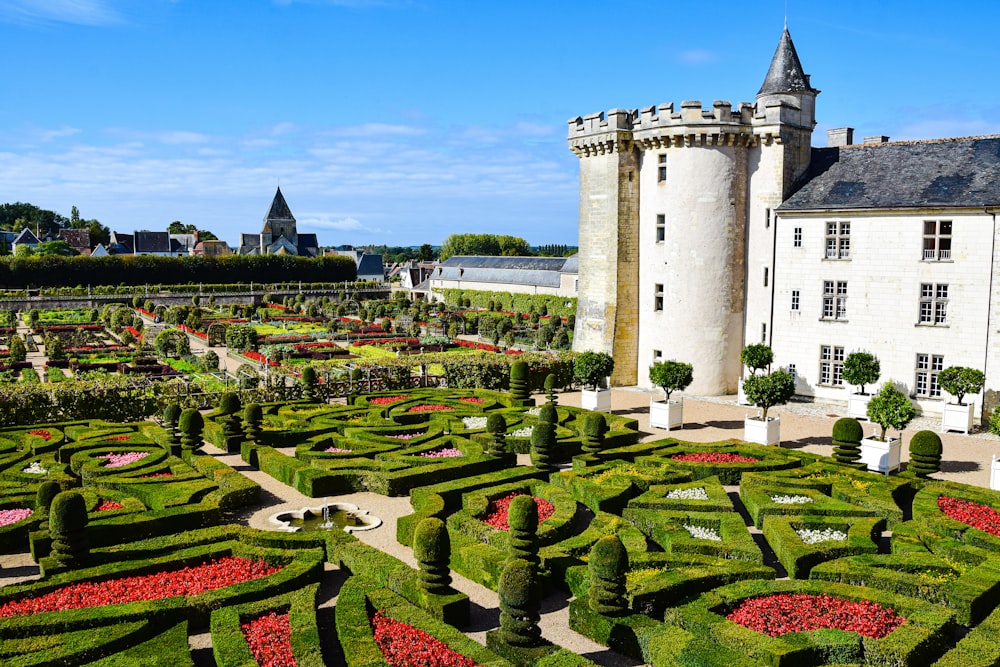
[
  {"x1": 0, "y1": 0, "x2": 123, "y2": 26},
  {"x1": 325, "y1": 122, "x2": 427, "y2": 138},
  {"x1": 892, "y1": 119, "x2": 1000, "y2": 141},
  {"x1": 677, "y1": 49, "x2": 718, "y2": 65},
  {"x1": 40, "y1": 126, "x2": 81, "y2": 142}
]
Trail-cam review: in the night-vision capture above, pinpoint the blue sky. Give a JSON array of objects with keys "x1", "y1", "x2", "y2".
[{"x1": 2, "y1": 1, "x2": 999, "y2": 249}]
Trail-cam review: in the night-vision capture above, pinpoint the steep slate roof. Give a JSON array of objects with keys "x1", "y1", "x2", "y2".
[
  {"x1": 434, "y1": 255, "x2": 575, "y2": 288},
  {"x1": 441, "y1": 256, "x2": 571, "y2": 271},
  {"x1": 58, "y1": 228, "x2": 91, "y2": 250},
  {"x1": 779, "y1": 136, "x2": 1000, "y2": 211},
  {"x1": 264, "y1": 186, "x2": 295, "y2": 223},
  {"x1": 357, "y1": 253, "x2": 385, "y2": 280},
  {"x1": 13, "y1": 228, "x2": 39, "y2": 245},
  {"x1": 134, "y1": 231, "x2": 171, "y2": 253},
  {"x1": 758, "y1": 28, "x2": 816, "y2": 96},
  {"x1": 108, "y1": 232, "x2": 133, "y2": 254},
  {"x1": 297, "y1": 233, "x2": 319, "y2": 256}
]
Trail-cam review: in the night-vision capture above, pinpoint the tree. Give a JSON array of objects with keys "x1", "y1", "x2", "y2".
[
  {"x1": 7, "y1": 334, "x2": 26, "y2": 363},
  {"x1": 938, "y1": 366, "x2": 985, "y2": 405},
  {"x1": 573, "y1": 351, "x2": 614, "y2": 390},
  {"x1": 439, "y1": 233, "x2": 532, "y2": 260},
  {"x1": 740, "y1": 344, "x2": 773, "y2": 375},
  {"x1": 843, "y1": 351, "x2": 880, "y2": 395},
  {"x1": 418, "y1": 243, "x2": 435, "y2": 261},
  {"x1": 866, "y1": 382, "x2": 916, "y2": 441},
  {"x1": 35, "y1": 240, "x2": 74, "y2": 256},
  {"x1": 168, "y1": 220, "x2": 218, "y2": 241},
  {"x1": 742, "y1": 369, "x2": 795, "y2": 421},
  {"x1": 648, "y1": 360, "x2": 693, "y2": 401}
]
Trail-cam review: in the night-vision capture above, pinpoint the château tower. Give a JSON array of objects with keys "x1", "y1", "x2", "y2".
[{"x1": 568, "y1": 28, "x2": 817, "y2": 393}]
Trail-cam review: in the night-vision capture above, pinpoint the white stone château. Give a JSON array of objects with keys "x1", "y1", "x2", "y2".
[{"x1": 569, "y1": 28, "x2": 1000, "y2": 422}]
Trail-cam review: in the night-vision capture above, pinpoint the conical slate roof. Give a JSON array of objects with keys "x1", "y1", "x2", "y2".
[
  {"x1": 264, "y1": 186, "x2": 295, "y2": 222},
  {"x1": 758, "y1": 28, "x2": 815, "y2": 96}
]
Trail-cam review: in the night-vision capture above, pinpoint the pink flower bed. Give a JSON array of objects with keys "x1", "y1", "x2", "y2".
[
  {"x1": 671, "y1": 452, "x2": 760, "y2": 463},
  {"x1": 323, "y1": 447, "x2": 353, "y2": 453},
  {"x1": 372, "y1": 610, "x2": 478, "y2": 667},
  {"x1": 726, "y1": 593, "x2": 905, "y2": 638},
  {"x1": 0, "y1": 556, "x2": 280, "y2": 617},
  {"x1": 102, "y1": 452, "x2": 150, "y2": 468},
  {"x1": 0, "y1": 508, "x2": 33, "y2": 527},
  {"x1": 241, "y1": 611, "x2": 296, "y2": 667},
  {"x1": 28, "y1": 429, "x2": 52, "y2": 441},
  {"x1": 482, "y1": 492, "x2": 555, "y2": 531},
  {"x1": 390, "y1": 433, "x2": 423, "y2": 440},
  {"x1": 407, "y1": 405, "x2": 454, "y2": 413},
  {"x1": 419, "y1": 448, "x2": 463, "y2": 458},
  {"x1": 97, "y1": 501, "x2": 124, "y2": 512},
  {"x1": 370, "y1": 395, "x2": 406, "y2": 406},
  {"x1": 937, "y1": 496, "x2": 1000, "y2": 537}
]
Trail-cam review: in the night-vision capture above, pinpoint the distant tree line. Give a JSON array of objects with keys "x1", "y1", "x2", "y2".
[
  {"x1": 535, "y1": 244, "x2": 574, "y2": 257},
  {"x1": 0, "y1": 202, "x2": 111, "y2": 249},
  {"x1": 0, "y1": 254, "x2": 356, "y2": 288},
  {"x1": 439, "y1": 234, "x2": 533, "y2": 260},
  {"x1": 357, "y1": 243, "x2": 437, "y2": 264}
]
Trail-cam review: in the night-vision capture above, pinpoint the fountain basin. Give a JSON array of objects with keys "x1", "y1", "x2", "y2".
[{"x1": 268, "y1": 501, "x2": 381, "y2": 533}]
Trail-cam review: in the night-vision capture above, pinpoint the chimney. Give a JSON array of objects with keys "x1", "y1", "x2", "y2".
[
  {"x1": 863, "y1": 135, "x2": 891, "y2": 145},
  {"x1": 827, "y1": 127, "x2": 854, "y2": 147}
]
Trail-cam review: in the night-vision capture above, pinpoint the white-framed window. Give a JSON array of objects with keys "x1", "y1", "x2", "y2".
[
  {"x1": 765, "y1": 208, "x2": 771, "y2": 229},
  {"x1": 657, "y1": 154, "x2": 667, "y2": 182},
  {"x1": 822, "y1": 281, "x2": 847, "y2": 320},
  {"x1": 918, "y1": 283, "x2": 948, "y2": 325},
  {"x1": 653, "y1": 349, "x2": 663, "y2": 361},
  {"x1": 761, "y1": 322, "x2": 767, "y2": 343},
  {"x1": 923, "y1": 220, "x2": 952, "y2": 260},
  {"x1": 791, "y1": 289, "x2": 800, "y2": 311},
  {"x1": 763, "y1": 267, "x2": 769, "y2": 287},
  {"x1": 819, "y1": 345, "x2": 845, "y2": 386},
  {"x1": 656, "y1": 214, "x2": 665, "y2": 243},
  {"x1": 914, "y1": 353, "x2": 944, "y2": 397},
  {"x1": 654, "y1": 283, "x2": 664, "y2": 311},
  {"x1": 825, "y1": 221, "x2": 850, "y2": 259},
  {"x1": 793, "y1": 227, "x2": 802, "y2": 247},
  {"x1": 787, "y1": 363, "x2": 797, "y2": 382}
]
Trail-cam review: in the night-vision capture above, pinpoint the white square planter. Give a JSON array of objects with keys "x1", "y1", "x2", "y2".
[
  {"x1": 737, "y1": 379, "x2": 752, "y2": 406},
  {"x1": 860, "y1": 436, "x2": 901, "y2": 475},
  {"x1": 847, "y1": 393, "x2": 871, "y2": 421},
  {"x1": 581, "y1": 388, "x2": 612, "y2": 413},
  {"x1": 650, "y1": 399, "x2": 683, "y2": 430},
  {"x1": 941, "y1": 402, "x2": 975, "y2": 435},
  {"x1": 744, "y1": 416, "x2": 780, "y2": 446},
  {"x1": 991, "y1": 455, "x2": 1000, "y2": 491}
]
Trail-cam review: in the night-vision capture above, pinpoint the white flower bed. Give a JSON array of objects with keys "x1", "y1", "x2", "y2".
[
  {"x1": 462, "y1": 416, "x2": 487, "y2": 430},
  {"x1": 666, "y1": 487, "x2": 709, "y2": 500},
  {"x1": 795, "y1": 527, "x2": 848, "y2": 544},
  {"x1": 525, "y1": 407, "x2": 541, "y2": 416},
  {"x1": 509, "y1": 427, "x2": 534, "y2": 438},
  {"x1": 770, "y1": 494, "x2": 814, "y2": 505},
  {"x1": 22, "y1": 461, "x2": 47, "y2": 475},
  {"x1": 683, "y1": 524, "x2": 722, "y2": 541}
]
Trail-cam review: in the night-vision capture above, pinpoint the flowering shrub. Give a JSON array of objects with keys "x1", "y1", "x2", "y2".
[
  {"x1": 0, "y1": 556, "x2": 280, "y2": 617},
  {"x1": 459, "y1": 397, "x2": 484, "y2": 405},
  {"x1": 389, "y1": 433, "x2": 424, "y2": 440},
  {"x1": 671, "y1": 453, "x2": 760, "y2": 463},
  {"x1": 937, "y1": 496, "x2": 1000, "y2": 537},
  {"x1": 371, "y1": 610, "x2": 478, "y2": 667},
  {"x1": 28, "y1": 429, "x2": 52, "y2": 440},
  {"x1": 419, "y1": 448, "x2": 463, "y2": 458},
  {"x1": 0, "y1": 508, "x2": 33, "y2": 527},
  {"x1": 22, "y1": 461, "x2": 47, "y2": 475},
  {"x1": 795, "y1": 527, "x2": 848, "y2": 544},
  {"x1": 370, "y1": 395, "x2": 406, "y2": 406},
  {"x1": 482, "y1": 492, "x2": 555, "y2": 531},
  {"x1": 323, "y1": 447, "x2": 353, "y2": 454},
  {"x1": 666, "y1": 487, "x2": 710, "y2": 500},
  {"x1": 770, "y1": 494, "x2": 814, "y2": 505},
  {"x1": 97, "y1": 500, "x2": 124, "y2": 512},
  {"x1": 107, "y1": 435, "x2": 132, "y2": 442},
  {"x1": 102, "y1": 452, "x2": 150, "y2": 468},
  {"x1": 407, "y1": 405, "x2": 454, "y2": 413},
  {"x1": 726, "y1": 593, "x2": 905, "y2": 638},
  {"x1": 461, "y1": 417, "x2": 487, "y2": 429},
  {"x1": 684, "y1": 524, "x2": 722, "y2": 541},
  {"x1": 241, "y1": 611, "x2": 296, "y2": 667}
]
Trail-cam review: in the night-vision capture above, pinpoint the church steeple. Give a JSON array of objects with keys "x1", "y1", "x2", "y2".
[
  {"x1": 757, "y1": 28, "x2": 816, "y2": 97},
  {"x1": 264, "y1": 186, "x2": 295, "y2": 225}
]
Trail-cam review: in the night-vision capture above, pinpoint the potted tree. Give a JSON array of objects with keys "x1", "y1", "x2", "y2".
[
  {"x1": 574, "y1": 351, "x2": 615, "y2": 413},
  {"x1": 843, "y1": 351, "x2": 880, "y2": 420},
  {"x1": 738, "y1": 343, "x2": 773, "y2": 405},
  {"x1": 742, "y1": 368, "x2": 795, "y2": 445},
  {"x1": 862, "y1": 382, "x2": 916, "y2": 475},
  {"x1": 648, "y1": 360, "x2": 693, "y2": 430},
  {"x1": 938, "y1": 366, "x2": 985, "y2": 434}
]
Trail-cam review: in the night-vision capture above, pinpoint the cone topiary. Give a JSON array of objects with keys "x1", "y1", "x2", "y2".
[
  {"x1": 498, "y1": 558, "x2": 541, "y2": 647},
  {"x1": 508, "y1": 495, "x2": 539, "y2": 569},
  {"x1": 530, "y1": 421, "x2": 556, "y2": 472},
  {"x1": 413, "y1": 517, "x2": 452, "y2": 595},
  {"x1": 510, "y1": 361, "x2": 530, "y2": 402},
  {"x1": 908, "y1": 430, "x2": 943, "y2": 478},
  {"x1": 582, "y1": 412, "x2": 608, "y2": 455},
  {"x1": 35, "y1": 480, "x2": 61, "y2": 531},
  {"x1": 588, "y1": 534, "x2": 629, "y2": 616},
  {"x1": 832, "y1": 417, "x2": 864, "y2": 468},
  {"x1": 49, "y1": 490, "x2": 88, "y2": 569},
  {"x1": 178, "y1": 408, "x2": 205, "y2": 453},
  {"x1": 162, "y1": 402, "x2": 182, "y2": 445},
  {"x1": 537, "y1": 403, "x2": 558, "y2": 425},
  {"x1": 486, "y1": 413, "x2": 507, "y2": 456},
  {"x1": 301, "y1": 365, "x2": 318, "y2": 402},
  {"x1": 244, "y1": 403, "x2": 263, "y2": 443},
  {"x1": 544, "y1": 373, "x2": 558, "y2": 406}
]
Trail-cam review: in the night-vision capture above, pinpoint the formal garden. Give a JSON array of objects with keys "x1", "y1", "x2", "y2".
[{"x1": 1, "y1": 355, "x2": 1000, "y2": 666}]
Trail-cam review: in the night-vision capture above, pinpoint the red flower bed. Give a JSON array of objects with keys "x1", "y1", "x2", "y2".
[
  {"x1": 407, "y1": 405, "x2": 454, "y2": 413},
  {"x1": 482, "y1": 492, "x2": 555, "y2": 531},
  {"x1": 454, "y1": 340, "x2": 499, "y2": 352},
  {"x1": 370, "y1": 395, "x2": 406, "y2": 406},
  {"x1": 136, "y1": 308, "x2": 155, "y2": 318},
  {"x1": 96, "y1": 500, "x2": 124, "y2": 511},
  {"x1": 139, "y1": 472, "x2": 173, "y2": 478},
  {"x1": 726, "y1": 593, "x2": 905, "y2": 638},
  {"x1": 107, "y1": 435, "x2": 132, "y2": 442},
  {"x1": 266, "y1": 303, "x2": 289, "y2": 311},
  {"x1": 0, "y1": 556, "x2": 280, "y2": 617},
  {"x1": 124, "y1": 326, "x2": 142, "y2": 338},
  {"x1": 372, "y1": 610, "x2": 479, "y2": 667},
  {"x1": 243, "y1": 351, "x2": 280, "y2": 367},
  {"x1": 459, "y1": 397, "x2": 484, "y2": 404},
  {"x1": 28, "y1": 429, "x2": 52, "y2": 441},
  {"x1": 177, "y1": 324, "x2": 208, "y2": 340},
  {"x1": 937, "y1": 496, "x2": 1000, "y2": 537},
  {"x1": 671, "y1": 452, "x2": 760, "y2": 463},
  {"x1": 241, "y1": 611, "x2": 296, "y2": 667}
]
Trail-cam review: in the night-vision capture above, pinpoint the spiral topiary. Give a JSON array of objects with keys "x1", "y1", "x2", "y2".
[
  {"x1": 537, "y1": 403, "x2": 558, "y2": 425},
  {"x1": 908, "y1": 430, "x2": 943, "y2": 478},
  {"x1": 498, "y1": 558, "x2": 541, "y2": 647},
  {"x1": 35, "y1": 480, "x2": 62, "y2": 531},
  {"x1": 178, "y1": 408, "x2": 205, "y2": 453},
  {"x1": 509, "y1": 361, "x2": 530, "y2": 402},
  {"x1": 413, "y1": 517, "x2": 452, "y2": 595},
  {"x1": 218, "y1": 393, "x2": 244, "y2": 452},
  {"x1": 244, "y1": 403, "x2": 263, "y2": 443},
  {"x1": 530, "y1": 421, "x2": 556, "y2": 472},
  {"x1": 162, "y1": 402, "x2": 182, "y2": 445},
  {"x1": 49, "y1": 490, "x2": 89, "y2": 569},
  {"x1": 486, "y1": 413, "x2": 507, "y2": 456},
  {"x1": 218, "y1": 392, "x2": 240, "y2": 416},
  {"x1": 588, "y1": 534, "x2": 629, "y2": 616},
  {"x1": 508, "y1": 495, "x2": 539, "y2": 569},
  {"x1": 832, "y1": 417, "x2": 864, "y2": 468},
  {"x1": 301, "y1": 365, "x2": 318, "y2": 402},
  {"x1": 582, "y1": 412, "x2": 608, "y2": 455},
  {"x1": 544, "y1": 373, "x2": 558, "y2": 406}
]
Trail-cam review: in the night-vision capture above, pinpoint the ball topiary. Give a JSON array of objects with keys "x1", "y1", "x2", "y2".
[
  {"x1": 178, "y1": 408, "x2": 205, "y2": 453},
  {"x1": 832, "y1": 417, "x2": 864, "y2": 468},
  {"x1": 537, "y1": 403, "x2": 558, "y2": 425},
  {"x1": 507, "y1": 495, "x2": 539, "y2": 568},
  {"x1": 588, "y1": 534, "x2": 629, "y2": 616},
  {"x1": 218, "y1": 392, "x2": 240, "y2": 416},
  {"x1": 485, "y1": 413, "x2": 507, "y2": 456},
  {"x1": 509, "y1": 361, "x2": 530, "y2": 402},
  {"x1": 530, "y1": 421, "x2": 556, "y2": 472},
  {"x1": 413, "y1": 517, "x2": 452, "y2": 595},
  {"x1": 582, "y1": 412, "x2": 609, "y2": 455},
  {"x1": 908, "y1": 430, "x2": 943, "y2": 478},
  {"x1": 49, "y1": 490, "x2": 89, "y2": 569},
  {"x1": 498, "y1": 558, "x2": 541, "y2": 647}
]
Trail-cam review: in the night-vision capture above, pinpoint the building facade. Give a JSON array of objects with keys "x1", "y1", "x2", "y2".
[{"x1": 569, "y1": 28, "x2": 1000, "y2": 420}]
